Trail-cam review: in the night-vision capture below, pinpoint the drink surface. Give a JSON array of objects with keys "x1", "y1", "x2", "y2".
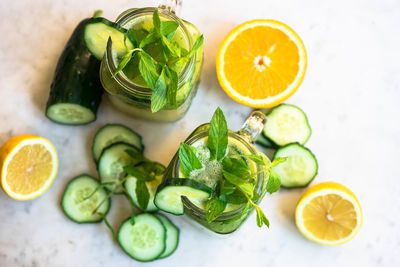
[{"x1": 112, "y1": 14, "x2": 190, "y2": 87}]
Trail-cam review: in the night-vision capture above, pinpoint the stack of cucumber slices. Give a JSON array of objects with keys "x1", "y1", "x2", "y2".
[
  {"x1": 61, "y1": 124, "x2": 180, "y2": 262},
  {"x1": 257, "y1": 104, "x2": 318, "y2": 188}
]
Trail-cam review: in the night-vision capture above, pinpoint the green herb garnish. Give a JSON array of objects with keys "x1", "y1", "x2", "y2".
[
  {"x1": 178, "y1": 142, "x2": 203, "y2": 177},
  {"x1": 207, "y1": 107, "x2": 228, "y2": 161},
  {"x1": 205, "y1": 181, "x2": 227, "y2": 223},
  {"x1": 113, "y1": 9, "x2": 204, "y2": 112},
  {"x1": 178, "y1": 107, "x2": 285, "y2": 227}
]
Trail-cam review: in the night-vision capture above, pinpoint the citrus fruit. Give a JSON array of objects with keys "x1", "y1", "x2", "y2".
[
  {"x1": 0, "y1": 135, "x2": 59, "y2": 200},
  {"x1": 295, "y1": 182, "x2": 362, "y2": 246},
  {"x1": 216, "y1": 20, "x2": 307, "y2": 108}
]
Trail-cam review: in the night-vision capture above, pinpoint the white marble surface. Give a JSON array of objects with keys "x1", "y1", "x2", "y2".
[{"x1": 0, "y1": 0, "x2": 399, "y2": 266}]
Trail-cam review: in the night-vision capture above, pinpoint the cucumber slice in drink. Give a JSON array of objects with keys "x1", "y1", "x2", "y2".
[
  {"x1": 263, "y1": 104, "x2": 311, "y2": 146},
  {"x1": 272, "y1": 143, "x2": 318, "y2": 188},
  {"x1": 98, "y1": 143, "x2": 142, "y2": 193},
  {"x1": 92, "y1": 124, "x2": 144, "y2": 163},
  {"x1": 61, "y1": 175, "x2": 110, "y2": 223},
  {"x1": 154, "y1": 178, "x2": 211, "y2": 215},
  {"x1": 155, "y1": 213, "x2": 179, "y2": 259},
  {"x1": 118, "y1": 213, "x2": 166, "y2": 262},
  {"x1": 84, "y1": 17, "x2": 134, "y2": 60}
]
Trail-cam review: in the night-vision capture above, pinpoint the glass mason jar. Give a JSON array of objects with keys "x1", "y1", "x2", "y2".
[
  {"x1": 100, "y1": 3, "x2": 203, "y2": 122},
  {"x1": 161, "y1": 111, "x2": 270, "y2": 234}
]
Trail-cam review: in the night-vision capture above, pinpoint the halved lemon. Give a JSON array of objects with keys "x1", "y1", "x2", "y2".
[
  {"x1": 216, "y1": 20, "x2": 307, "y2": 108},
  {"x1": 295, "y1": 182, "x2": 362, "y2": 246},
  {"x1": 0, "y1": 135, "x2": 59, "y2": 200}
]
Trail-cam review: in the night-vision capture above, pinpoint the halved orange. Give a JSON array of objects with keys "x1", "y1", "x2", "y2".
[
  {"x1": 216, "y1": 20, "x2": 307, "y2": 108},
  {"x1": 295, "y1": 182, "x2": 362, "y2": 246},
  {"x1": 0, "y1": 135, "x2": 59, "y2": 200}
]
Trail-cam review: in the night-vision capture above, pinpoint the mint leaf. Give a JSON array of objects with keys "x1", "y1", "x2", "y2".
[
  {"x1": 206, "y1": 196, "x2": 227, "y2": 223},
  {"x1": 208, "y1": 107, "x2": 228, "y2": 161},
  {"x1": 179, "y1": 143, "x2": 203, "y2": 177},
  {"x1": 222, "y1": 170, "x2": 254, "y2": 198},
  {"x1": 124, "y1": 166, "x2": 154, "y2": 182},
  {"x1": 128, "y1": 28, "x2": 150, "y2": 47},
  {"x1": 135, "y1": 180, "x2": 150, "y2": 211},
  {"x1": 222, "y1": 157, "x2": 251, "y2": 178},
  {"x1": 160, "y1": 21, "x2": 179, "y2": 39},
  {"x1": 139, "y1": 162, "x2": 166, "y2": 176},
  {"x1": 206, "y1": 182, "x2": 227, "y2": 223},
  {"x1": 151, "y1": 67, "x2": 168, "y2": 112},
  {"x1": 125, "y1": 149, "x2": 146, "y2": 162},
  {"x1": 255, "y1": 206, "x2": 270, "y2": 228},
  {"x1": 186, "y1": 35, "x2": 204, "y2": 59},
  {"x1": 226, "y1": 189, "x2": 247, "y2": 204},
  {"x1": 220, "y1": 180, "x2": 235, "y2": 195},
  {"x1": 266, "y1": 170, "x2": 281, "y2": 194},
  {"x1": 112, "y1": 49, "x2": 134, "y2": 78},
  {"x1": 153, "y1": 8, "x2": 161, "y2": 32},
  {"x1": 161, "y1": 35, "x2": 181, "y2": 58},
  {"x1": 139, "y1": 51, "x2": 159, "y2": 89},
  {"x1": 165, "y1": 67, "x2": 178, "y2": 109},
  {"x1": 271, "y1": 157, "x2": 286, "y2": 167},
  {"x1": 240, "y1": 154, "x2": 267, "y2": 165},
  {"x1": 139, "y1": 28, "x2": 160, "y2": 48}
]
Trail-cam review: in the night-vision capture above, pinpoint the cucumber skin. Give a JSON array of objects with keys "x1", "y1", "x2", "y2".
[
  {"x1": 61, "y1": 174, "x2": 111, "y2": 224},
  {"x1": 46, "y1": 18, "x2": 103, "y2": 125},
  {"x1": 273, "y1": 143, "x2": 318, "y2": 189},
  {"x1": 156, "y1": 178, "x2": 213, "y2": 195},
  {"x1": 256, "y1": 134, "x2": 278, "y2": 148},
  {"x1": 154, "y1": 178, "x2": 212, "y2": 215},
  {"x1": 117, "y1": 215, "x2": 166, "y2": 262},
  {"x1": 92, "y1": 123, "x2": 145, "y2": 163},
  {"x1": 155, "y1": 213, "x2": 180, "y2": 259}
]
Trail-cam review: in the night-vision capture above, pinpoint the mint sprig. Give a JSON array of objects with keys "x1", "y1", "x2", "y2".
[{"x1": 113, "y1": 9, "x2": 203, "y2": 113}]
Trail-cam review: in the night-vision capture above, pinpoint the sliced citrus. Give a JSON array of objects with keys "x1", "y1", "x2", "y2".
[
  {"x1": 216, "y1": 20, "x2": 307, "y2": 108},
  {"x1": 295, "y1": 182, "x2": 362, "y2": 246},
  {"x1": 0, "y1": 135, "x2": 59, "y2": 200}
]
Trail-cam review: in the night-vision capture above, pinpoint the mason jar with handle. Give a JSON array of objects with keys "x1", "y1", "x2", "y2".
[
  {"x1": 157, "y1": 111, "x2": 270, "y2": 234},
  {"x1": 100, "y1": 0, "x2": 203, "y2": 122}
]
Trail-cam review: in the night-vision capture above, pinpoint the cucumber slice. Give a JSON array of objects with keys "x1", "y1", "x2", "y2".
[
  {"x1": 118, "y1": 213, "x2": 166, "y2": 262},
  {"x1": 155, "y1": 213, "x2": 179, "y2": 259},
  {"x1": 263, "y1": 104, "x2": 311, "y2": 146},
  {"x1": 272, "y1": 143, "x2": 318, "y2": 188},
  {"x1": 125, "y1": 172, "x2": 163, "y2": 212},
  {"x1": 98, "y1": 143, "x2": 142, "y2": 193},
  {"x1": 92, "y1": 124, "x2": 144, "y2": 162},
  {"x1": 154, "y1": 178, "x2": 211, "y2": 215},
  {"x1": 46, "y1": 103, "x2": 96, "y2": 125},
  {"x1": 61, "y1": 175, "x2": 110, "y2": 223},
  {"x1": 84, "y1": 17, "x2": 134, "y2": 60}
]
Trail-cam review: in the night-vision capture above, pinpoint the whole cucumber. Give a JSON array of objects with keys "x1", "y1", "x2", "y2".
[{"x1": 45, "y1": 17, "x2": 103, "y2": 125}]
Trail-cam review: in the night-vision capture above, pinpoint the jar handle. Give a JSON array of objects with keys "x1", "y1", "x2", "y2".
[
  {"x1": 158, "y1": 0, "x2": 182, "y2": 15},
  {"x1": 237, "y1": 111, "x2": 266, "y2": 144}
]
